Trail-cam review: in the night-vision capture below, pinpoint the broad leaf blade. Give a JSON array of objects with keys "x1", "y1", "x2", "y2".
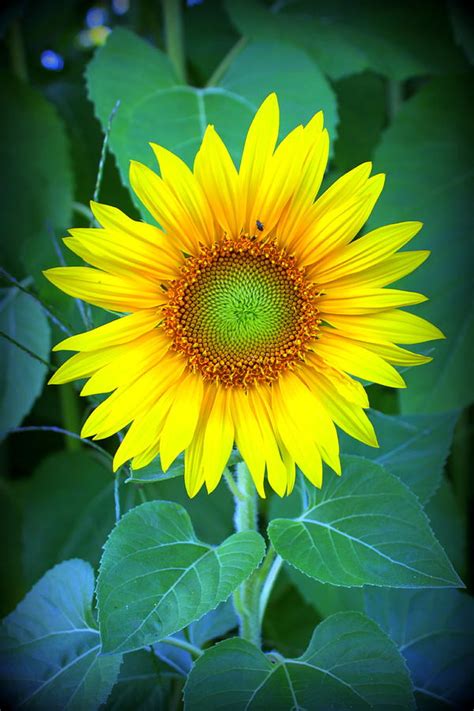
[
  {"x1": 0, "y1": 560, "x2": 121, "y2": 711},
  {"x1": 0, "y1": 288, "x2": 51, "y2": 439},
  {"x1": 268, "y1": 456, "x2": 462, "y2": 588},
  {"x1": 86, "y1": 29, "x2": 338, "y2": 216},
  {"x1": 372, "y1": 76, "x2": 474, "y2": 413},
  {"x1": 185, "y1": 612, "x2": 415, "y2": 710},
  {"x1": 0, "y1": 73, "x2": 73, "y2": 282},
  {"x1": 364, "y1": 588, "x2": 474, "y2": 708},
  {"x1": 339, "y1": 410, "x2": 459, "y2": 503},
  {"x1": 97, "y1": 501, "x2": 265, "y2": 654},
  {"x1": 16, "y1": 450, "x2": 116, "y2": 585}
]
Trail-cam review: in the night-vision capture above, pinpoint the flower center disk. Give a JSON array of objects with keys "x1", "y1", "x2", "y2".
[{"x1": 164, "y1": 236, "x2": 320, "y2": 387}]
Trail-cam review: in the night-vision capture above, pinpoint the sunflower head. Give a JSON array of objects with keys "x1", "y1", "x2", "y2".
[{"x1": 44, "y1": 93, "x2": 444, "y2": 498}]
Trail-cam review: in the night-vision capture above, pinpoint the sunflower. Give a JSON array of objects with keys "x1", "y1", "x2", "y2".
[{"x1": 44, "y1": 94, "x2": 443, "y2": 497}]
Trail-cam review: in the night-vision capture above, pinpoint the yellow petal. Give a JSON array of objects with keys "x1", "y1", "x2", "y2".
[
  {"x1": 312, "y1": 370, "x2": 378, "y2": 448},
  {"x1": 316, "y1": 221, "x2": 423, "y2": 282},
  {"x1": 239, "y1": 93, "x2": 279, "y2": 233},
  {"x1": 362, "y1": 341, "x2": 432, "y2": 366},
  {"x1": 113, "y1": 386, "x2": 176, "y2": 471},
  {"x1": 151, "y1": 143, "x2": 215, "y2": 245},
  {"x1": 49, "y1": 345, "x2": 127, "y2": 385},
  {"x1": 43, "y1": 266, "x2": 165, "y2": 311},
  {"x1": 130, "y1": 160, "x2": 201, "y2": 255},
  {"x1": 298, "y1": 167, "x2": 385, "y2": 269},
  {"x1": 81, "y1": 352, "x2": 185, "y2": 439},
  {"x1": 320, "y1": 285, "x2": 427, "y2": 315},
  {"x1": 53, "y1": 310, "x2": 161, "y2": 352},
  {"x1": 230, "y1": 388, "x2": 266, "y2": 497},
  {"x1": 203, "y1": 387, "x2": 235, "y2": 493},
  {"x1": 277, "y1": 119, "x2": 329, "y2": 247},
  {"x1": 248, "y1": 387, "x2": 288, "y2": 497},
  {"x1": 324, "y1": 310, "x2": 445, "y2": 345},
  {"x1": 248, "y1": 125, "x2": 307, "y2": 238},
  {"x1": 184, "y1": 392, "x2": 216, "y2": 497},
  {"x1": 194, "y1": 125, "x2": 243, "y2": 238},
  {"x1": 271, "y1": 380, "x2": 323, "y2": 488},
  {"x1": 279, "y1": 371, "x2": 341, "y2": 475},
  {"x1": 91, "y1": 201, "x2": 182, "y2": 273},
  {"x1": 159, "y1": 370, "x2": 204, "y2": 471},
  {"x1": 315, "y1": 330, "x2": 406, "y2": 388},
  {"x1": 80, "y1": 331, "x2": 170, "y2": 396},
  {"x1": 306, "y1": 354, "x2": 369, "y2": 408},
  {"x1": 322, "y1": 251, "x2": 429, "y2": 289}
]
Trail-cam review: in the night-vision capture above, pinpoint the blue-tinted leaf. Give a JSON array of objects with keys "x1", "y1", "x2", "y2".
[
  {"x1": 185, "y1": 612, "x2": 415, "y2": 709},
  {"x1": 0, "y1": 560, "x2": 121, "y2": 710}
]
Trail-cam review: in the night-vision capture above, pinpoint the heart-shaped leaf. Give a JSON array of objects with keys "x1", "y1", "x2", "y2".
[
  {"x1": 185, "y1": 611, "x2": 415, "y2": 710},
  {"x1": 97, "y1": 501, "x2": 264, "y2": 654},
  {"x1": 268, "y1": 456, "x2": 462, "y2": 588},
  {"x1": 0, "y1": 560, "x2": 121, "y2": 711}
]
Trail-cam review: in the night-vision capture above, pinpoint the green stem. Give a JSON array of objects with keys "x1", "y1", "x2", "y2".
[
  {"x1": 162, "y1": 0, "x2": 186, "y2": 83},
  {"x1": 224, "y1": 467, "x2": 245, "y2": 501},
  {"x1": 232, "y1": 462, "x2": 262, "y2": 647},
  {"x1": 206, "y1": 37, "x2": 248, "y2": 87},
  {"x1": 161, "y1": 635, "x2": 203, "y2": 658},
  {"x1": 7, "y1": 20, "x2": 28, "y2": 82},
  {"x1": 258, "y1": 551, "x2": 283, "y2": 624},
  {"x1": 58, "y1": 382, "x2": 81, "y2": 451}
]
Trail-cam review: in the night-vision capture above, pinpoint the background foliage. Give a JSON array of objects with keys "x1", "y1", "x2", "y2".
[{"x1": 0, "y1": 0, "x2": 473, "y2": 708}]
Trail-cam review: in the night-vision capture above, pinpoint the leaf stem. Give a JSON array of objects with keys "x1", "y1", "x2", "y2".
[
  {"x1": 161, "y1": 636, "x2": 203, "y2": 658},
  {"x1": 162, "y1": 0, "x2": 187, "y2": 83},
  {"x1": 224, "y1": 467, "x2": 245, "y2": 501},
  {"x1": 206, "y1": 37, "x2": 248, "y2": 88},
  {"x1": 258, "y1": 553, "x2": 283, "y2": 624},
  {"x1": 9, "y1": 426, "x2": 111, "y2": 459},
  {"x1": 92, "y1": 99, "x2": 121, "y2": 209},
  {"x1": 7, "y1": 20, "x2": 28, "y2": 82}
]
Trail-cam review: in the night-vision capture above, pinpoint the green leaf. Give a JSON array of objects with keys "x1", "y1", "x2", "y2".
[
  {"x1": 425, "y1": 477, "x2": 467, "y2": 583},
  {"x1": 339, "y1": 410, "x2": 459, "y2": 503},
  {"x1": 364, "y1": 588, "x2": 474, "y2": 708},
  {"x1": 0, "y1": 288, "x2": 51, "y2": 438},
  {"x1": 262, "y1": 572, "x2": 321, "y2": 657},
  {"x1": 138, "y1": 475, "x2": 234, "y2": 545},
  {"x1": 15, "y1": 450, "x2": 116, "y2": 585},
  {"x1": 224, "y1": 0, "x2": 466, "y2": 80},
  {"x1": 372, "y1": 76, "x2": 474, "y2": 413},
  {"x1": 0, "y1": 560, "x2": 121, "y2": 710},
  {"x1": 268, "y1": 455, "x2": 462, "y2": 588},
  {"x1": 126, "y1": 453, "x2": 185, "y2": 484},
  {"x1": 0, "y1": 73, "x2": 73, "y2": 282},
  {"x1": 333, "y1": 71, "x2": 386, "y2": 172},
  {"x1": 104, "y1": 650, "x2": 170, "y2": 711},
  {"x1": 97, "y1": 501, "x2": 265, "y2": 654},
  {"x1": 285, "y1": 565, "x2": 364, "y2": 620},
  {"x1": 86, "y1": 29, "x2": 338, "y2": 215},
  {"x1": 185, "y1": 611, "x2": 415, "y2": 709},
  {"x1": 189, "y1": 599, "x2": 237, "y2": 647}
]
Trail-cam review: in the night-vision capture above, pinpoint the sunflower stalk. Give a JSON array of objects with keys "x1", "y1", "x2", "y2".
[{"x1": 232, "y1": 461, "x2": 262, "y2": 647}]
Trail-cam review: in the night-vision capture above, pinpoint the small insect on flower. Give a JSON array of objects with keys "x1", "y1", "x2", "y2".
[{"x1": 44, "y1": 93, "x2": 443, "y2": 498}]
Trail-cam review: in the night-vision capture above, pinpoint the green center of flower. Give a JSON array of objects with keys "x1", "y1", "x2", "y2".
[{"x1": 164, "y1": 236, "x2": 320, "y2": 387}]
